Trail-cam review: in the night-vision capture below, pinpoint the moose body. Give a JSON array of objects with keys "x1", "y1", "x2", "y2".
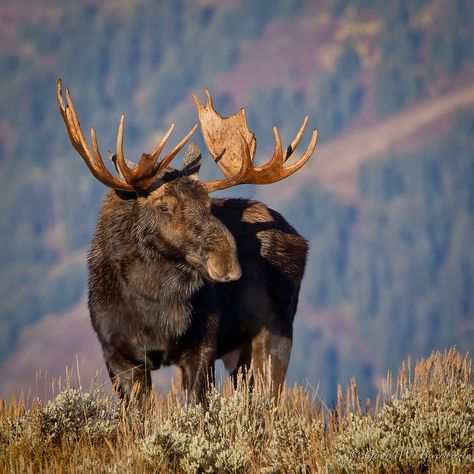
[
  {"x1": 57, "y1": 81, "x2": 317, "y2": 402},
  {"x1": 89, "y1": 187, "x2": 307, "y2": 402}
]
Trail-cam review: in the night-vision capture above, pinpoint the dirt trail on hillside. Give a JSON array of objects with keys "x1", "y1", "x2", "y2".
[{"x1": 258, "y1": 84, "x2": 474, "y2": 204}]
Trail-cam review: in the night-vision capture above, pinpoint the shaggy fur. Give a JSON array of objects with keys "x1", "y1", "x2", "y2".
[{"x1": 88, "y1": 175, "x2": 308, "y2": 402}]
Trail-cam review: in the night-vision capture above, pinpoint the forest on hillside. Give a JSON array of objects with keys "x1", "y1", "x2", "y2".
[
  {"x1": 287, "y1": 112, "x2": 474, "y2": 396},
  {"x1": 0, "y1": 0, "x2": 473, "y2": 401}
]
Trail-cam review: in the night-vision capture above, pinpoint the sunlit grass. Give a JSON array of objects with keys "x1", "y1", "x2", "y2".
[{"x1": 1, "y1": 347, "x2": 472, "y2": 473}]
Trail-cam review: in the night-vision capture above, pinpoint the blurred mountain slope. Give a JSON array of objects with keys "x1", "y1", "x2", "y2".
[
  {"x1": 258, "y1": 83, "x2": 474, "y2": 204},
  {"x1": 1, "y1": 79, "x2": 472, "y2": 401},
  {"x1": 0, "y1": 0, "x2": 473, "y2": 400}
]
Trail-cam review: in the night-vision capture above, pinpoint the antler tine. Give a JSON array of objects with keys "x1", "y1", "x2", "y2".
[
  {"x1": 57, "y1": 80, "x2": 134, "y2": 191},
  {"x1": 58, "y1": 82, "x2": 90, "y2": 159},
  {"x1": 57, "y1": 82, "x2": 78, "y2": 145},
  {"x1": 137, "y1": 124, "x2": 198, "y2": 191},
  {"x1": 115, "y1": 115, "x2": 135, "y2": 184},
  {"x1": 280, "y1": 128, "x2": 318, "y2": 176},
  {"x1": 64, "y1": 107, "x2": 84, "y2": 155},
  {"x1": 259, "y1": 126, "x2": 284, "y2": 171},
  {"x1": 149, "y1": 123, "x2": 176, "y2": 160},
  {"x1": 57, "y1": 79, "x2": 67, "y2": 117},
  {"x1": 66, "y1": 87, "x2": 94, "y2": 161},
  {"x1": 90, "y1": 127, "x2": 130, "y2": 190},
  {"x1": 90, "y1": 127, "x2": 109, "y2": 174},
  {"x1": 155, "y1": 124, "x2": 198, "y2": 172},
  {"x1": 134, "y1": 123, "x2": 176, "y2": 178},
  {"x1": 283, "y1": 116, "x2": 308, "y2": 163},
  {"x1": 66, "y1": 87, "x2": 115, "y2": 180}
]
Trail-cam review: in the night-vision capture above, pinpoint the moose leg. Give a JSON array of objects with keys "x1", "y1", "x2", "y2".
[
  {"x1": 180, "y1": 346, "x2": 215, "y2": 405},
  {"x1": 179, "y1": 288, "x2": 218, "y2": 404},
  {"x1": 104, "y1": 351, "x2": 151, "y2": 402},
  {"x1": 228, "y1": 342, "x2": 252, "y2": 390},
  {"x1": 250, "y1": 326, "x2": 292, "y2": 399}
]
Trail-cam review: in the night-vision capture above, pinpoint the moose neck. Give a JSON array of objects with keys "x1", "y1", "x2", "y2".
[
  {"x1": 111, "y1": 192, "x2": 206, "y2": 337},
  {"x1": 136, "y1": 198, "x2": 205, "y2": 279}
]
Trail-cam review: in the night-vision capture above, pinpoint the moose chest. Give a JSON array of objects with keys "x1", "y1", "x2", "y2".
[
  {"x1": 119, "y1": 256, "x2": 172, "y2": 303},
  {"x1": 105, "y1": 254, "x2": 208, "y2": 359}
]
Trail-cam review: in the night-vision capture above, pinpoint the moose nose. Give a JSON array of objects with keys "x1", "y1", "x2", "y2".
[{"x1": 207, "y1": 250, "x2": 241, "y2": 282}]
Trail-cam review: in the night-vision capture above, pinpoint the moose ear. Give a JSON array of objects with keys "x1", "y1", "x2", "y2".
[
  {"x1": 181, "y1": 142, "x2": 202, "y2": 180},
  {"x1": 107, "y1": 151, "x2": 137, "y2": 178}
]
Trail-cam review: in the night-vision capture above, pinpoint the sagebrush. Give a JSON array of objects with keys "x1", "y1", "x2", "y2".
[{"x1": 0, "y1": 347, "x2": 472, "y2": 473}]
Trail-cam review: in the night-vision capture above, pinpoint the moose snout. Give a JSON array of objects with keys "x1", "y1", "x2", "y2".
[{"x1": 207, "y1": 249, "x2": 241, "y2": 282}]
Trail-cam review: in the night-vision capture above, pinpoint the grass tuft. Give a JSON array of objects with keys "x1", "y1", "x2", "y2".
[{"x1": 0, "y1": 347, "x2": 472, "y2": 473}]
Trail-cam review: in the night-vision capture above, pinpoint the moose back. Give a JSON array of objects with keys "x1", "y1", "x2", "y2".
[{"x1": 57, "y1": 81, "x2": 318, "y2": 403}]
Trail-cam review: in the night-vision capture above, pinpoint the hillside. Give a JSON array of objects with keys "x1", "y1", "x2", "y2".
[
  {"x1": 1, "y1": 82, "x2": 472, "y2": 400},
  {"x1": 0, "y1": 0, "x2": 473, "y2": 401},
  {"x1": 259, "y1": 82, "x2": 474, "y2": 204}
]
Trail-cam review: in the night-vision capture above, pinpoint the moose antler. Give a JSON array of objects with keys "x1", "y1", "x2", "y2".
[
  {"x1": 57, "y1": 79, "x2": 197, "y2": 192},
  {"x1": 192, "y1": 88, "x2": 318, "y2": 193}
]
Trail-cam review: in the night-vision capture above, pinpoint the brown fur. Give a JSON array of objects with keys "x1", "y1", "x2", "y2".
[
  {"x1": 87, "y1": 171, "x2": 308, "y2": 403},
  {"x1": 57, "y1": 80, "x2": 311, "y2": 403}
]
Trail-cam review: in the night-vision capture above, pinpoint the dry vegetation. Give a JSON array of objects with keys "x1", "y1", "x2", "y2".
[{"x1": 0, "y1": 348, "x2": 472, "y2": 473}]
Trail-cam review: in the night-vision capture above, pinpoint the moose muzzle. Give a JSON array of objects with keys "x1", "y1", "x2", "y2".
[
  {"x1": 204, "y1": 221, "x2": 241, "y2": 282},
  {"x1": 206, "y1": 248, "x2": 241, "y2": 282}
]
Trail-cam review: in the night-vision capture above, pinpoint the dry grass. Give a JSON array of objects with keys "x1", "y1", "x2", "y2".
[{"x1": 0, "y1": 347, "x2": 472, "y2": 473}]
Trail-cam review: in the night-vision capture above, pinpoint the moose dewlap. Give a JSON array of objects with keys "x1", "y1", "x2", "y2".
[{"x1": 57, "y1": 80, "x2": 318, "y2": 403}]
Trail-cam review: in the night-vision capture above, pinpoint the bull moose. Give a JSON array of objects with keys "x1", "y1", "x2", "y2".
[{"x1": 57, "y1": 80, "x2": 318, "y2": 403}]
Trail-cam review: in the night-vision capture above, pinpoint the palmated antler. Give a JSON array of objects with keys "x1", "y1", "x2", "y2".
[
  {"x1": 57, "y1": 79, "x2": 197, "y2": 192},
  {"x1": 192, "y1": 88, "x2": 318, "y2": 193}
]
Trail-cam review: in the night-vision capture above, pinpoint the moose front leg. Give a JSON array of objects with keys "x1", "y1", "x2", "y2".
[
  {"x1": 180, "y1": 345, "x2": 216, "y2": 405},
  {"x1": 104, "y1": 350, "x2": 152, "y2": 403},
  {"x1": 178, "y1": 286, "x2": 219, "y2": 404}
]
